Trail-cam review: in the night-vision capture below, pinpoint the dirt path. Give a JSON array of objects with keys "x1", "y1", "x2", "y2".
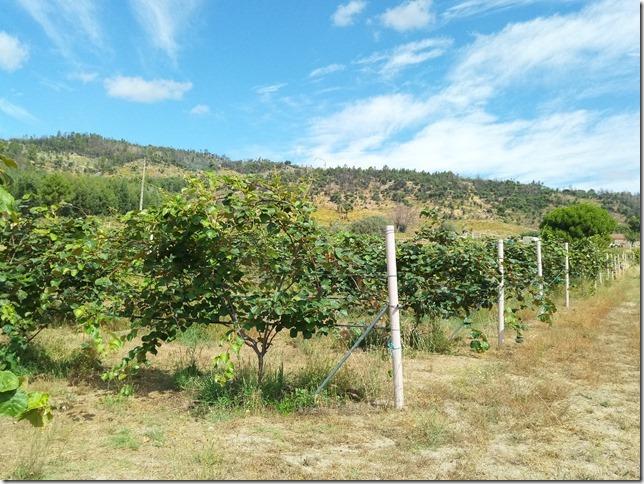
[{"x1": 1, "y1": 272, "x2": 640, "y2": 480}]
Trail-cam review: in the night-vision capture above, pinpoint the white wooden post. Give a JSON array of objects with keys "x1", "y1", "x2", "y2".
[
  {"x1": 139, "y1": 157, "x2": 147, "y2": 211},
  {"x1": 497, "y1": 239, "x2": 505, "y2": 346},
  {"x1": 385, "y1": 225, "x2": 404, "y2": 410},
  {"x1": 606, "y1": 254, "x2": 611, "y2": 282},
  {"x1": 598, "y1": 266, "x2": 603, "y2": 285},
  {"x1": 536, "y1": 238, "x2": 543, "y2": 298},
  {"x1": 564, "y1": 242, "x2": 570, "y2": 308}
]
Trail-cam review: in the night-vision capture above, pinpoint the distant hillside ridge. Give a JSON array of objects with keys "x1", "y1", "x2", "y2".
[{"x1": 3, "y1": 132, "x2": 640, "y2": 226}]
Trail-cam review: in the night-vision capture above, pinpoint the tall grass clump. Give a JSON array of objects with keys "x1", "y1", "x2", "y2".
[{"x1": 177, "y1": 350, "x2": 386, "y2": 415}]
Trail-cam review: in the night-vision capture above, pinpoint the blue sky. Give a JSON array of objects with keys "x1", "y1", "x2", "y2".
[{"x1": 0, "y1": 0, "x2": 639, "y2": 191}]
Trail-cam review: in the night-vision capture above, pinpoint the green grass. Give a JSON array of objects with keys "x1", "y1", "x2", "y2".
[
  {"x1": 178, "y1": 349, "x2": 385, "y2": 414},
  {"x1": 410, "y1": 410, "x2": 451, "y2": 450},
  {"x1": 143, "y1": 427, "x2": 166, "y2": 447},
  {"x1": 108, "y1": 428, "x2": 140, "y2": 450}
]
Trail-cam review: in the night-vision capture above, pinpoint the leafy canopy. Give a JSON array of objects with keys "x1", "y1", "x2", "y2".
[
  {"x1": 107, "y1": 174, "x2": 347, "y2": 382},
  {"x1": 540, "y1": 202, "x2": 617, "y2": 242}
]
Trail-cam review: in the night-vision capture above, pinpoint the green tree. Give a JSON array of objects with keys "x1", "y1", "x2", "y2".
[
  {"x1": 349, "y1": 215, "x2": 388, "y2": 235},
  {"x1": 0, "y1": 141, "x2": 17, "y2": 214},
  {"x1": 540, "y1": 202, "x2": 617, "y2": 242},
  {"x1": 625, "y1": 215, "x2": 640, "y2": 242},
  {"x1": 109, "y1": 174, "x2": 346, "y2": 383}
]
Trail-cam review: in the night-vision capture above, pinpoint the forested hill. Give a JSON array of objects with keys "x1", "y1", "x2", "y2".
[{"x1": 3, "y1": 133, "x2": 640, "y2": 226}]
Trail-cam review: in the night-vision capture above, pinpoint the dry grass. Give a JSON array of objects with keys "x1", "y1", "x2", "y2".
[
  {"x1": 0, "y1": 270, "x2": 639, "y2": 480},
  {"x1": 454, "y1": 218, "x2": 534, "y2": 237}
]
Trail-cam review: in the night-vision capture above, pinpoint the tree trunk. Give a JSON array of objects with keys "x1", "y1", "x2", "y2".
[{"x1": 256, "y1": 350, "x2": 265, "y2": 386}]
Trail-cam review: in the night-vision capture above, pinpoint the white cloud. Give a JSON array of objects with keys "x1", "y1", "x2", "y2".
[
  {"x1": 309, "y1": 63, "x2": 346, "y2": 78},
  {"x1": 18, "y1": 0, "x2": 104, "y2": 60},
  {"x1": 0, "y1": 32, "x2": 29, "y2": 72},
  {"x1": 0, "y1": 98, "x2": 37, "y2": 123},
  {"x1": 380, "y1": 0, "x2": 435, "y2": 32},
  {"x1": 255, "y1": 83, "x2": 287, "y2": 95},
  {"x1": 295, "y1": 0, "x2": 639, "y2": 191},
  {"x1": 104, "y1": 76, "x2": 192, "y2": 103},
  {"x1": 442, "y1": 0, "x2": 542, "y2": 20},
  {"x1": 357, "y1": 38, "x2": 451, "y2": 76},
  {"x1": 302, "y1": 107, "x2": 639, "y2": 191},
  {"x1": 446, "y1": 0, "x2": 638, "y2": 107},
  {"x1": 332, "y1": 0, "x2": 367, "y2": 27},
  {"x1": 129, "y1": 0, "x2": 202, "y2": 62},
  {"x1": 189, "y1": 104, "x2": 210, "y2": 115},
  {"x1": 69, "y1": 71, "x2": 99, "y2": 83},
  {"x1": 306, "y1": 94, "x2": 432, "y2": 155}
]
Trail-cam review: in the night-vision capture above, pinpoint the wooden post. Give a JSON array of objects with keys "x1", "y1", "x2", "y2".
[
  {"x1": 606, "y1": 254, "x2": 611, "y2": 282},
  {"x1": 139, "y1": 157, "x2": 147, "y2": 211},
  {"x1": 564, "y1": 242, "x2": 570, "y2": 308},
  {"x1": 536, "y1": 238, "x2": 543, "y2": 298},
  {"x1": 497, "y1": 239, "x2": 505, "y2": 346},
  {"x1": 598, "y1": 267, "x2": 603, "y2": 285},
  {"x1": 385, "y1": 225, "x2": 404, "y2": 410}
]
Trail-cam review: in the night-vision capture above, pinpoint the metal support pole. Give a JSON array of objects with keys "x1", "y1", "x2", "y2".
[
  {"x1": 385, "y1": 225, "x2": 404, "y2": 410},
  {"x1": 314, "y1": 304, "x2": 388, "y2": 396},
  {"x1": 139, "y1": 158, "x2": 147, "y2": 211},
  {"x1": 564, "y1": 242, "x2": 570, "y2": 308},
  {"x1": 497, "y1": 239, "x2": 505, "y2": 346},
  {"x1": 536, "y1": 238, "x2": 543, "y2": 299}
]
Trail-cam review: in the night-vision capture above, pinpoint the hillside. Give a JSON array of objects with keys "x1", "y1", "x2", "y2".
[{"x1": 3, "y1": 133, "x2": 640, "y2": 232}]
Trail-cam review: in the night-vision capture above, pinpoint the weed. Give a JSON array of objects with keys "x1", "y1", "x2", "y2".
[
  {"x1": 101, "y1": 393, "x2": 130, "y2": 413},
  {"x1": 9, "y1": 429, "x2": 49, "y2": 479},
  {"x1": 109, "y1": 428, "x2": 140, "y2": 450},
  {"x1": 143, "y1": 427, "x2": 165, "y2": 447},
  {"x1": 191, "y1": 350, "x2": 385, "y2": 413},
  {"x1": 193, "y1": 444, "x2": 224, "y2": 480},
  {"x1": 410, "y1": 410, "x2": 450, "y2": 450}
]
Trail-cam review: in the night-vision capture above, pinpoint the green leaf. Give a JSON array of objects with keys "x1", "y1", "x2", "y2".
[
  {"x1": 0, "y1": 388, "x2": 29, "y2": 417},
  {"x1": 19, "y1": 407, "x2": 53, "y2": 427},
  {"x1": 25, "y1": 391, "x2": 49, "y2": 411},
  {"x1": 0, "y1": 370, "x2": 20, "y2": 392}
]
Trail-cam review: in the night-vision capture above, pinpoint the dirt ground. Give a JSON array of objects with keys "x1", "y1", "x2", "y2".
[{"x1": 1, "y1": 270, "x2": 640, "y2": 480}]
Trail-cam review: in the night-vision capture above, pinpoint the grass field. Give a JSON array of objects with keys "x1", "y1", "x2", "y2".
[{"x1": 1, "y1": 269, "x2": 639, "y2": 480}]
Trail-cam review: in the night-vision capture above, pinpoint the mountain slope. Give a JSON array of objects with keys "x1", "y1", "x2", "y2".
[{"x1": 3, "y1": 133, "x2": 639, "y2": 228}]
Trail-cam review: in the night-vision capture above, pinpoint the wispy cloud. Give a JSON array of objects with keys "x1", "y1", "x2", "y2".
[
  {"x1": 441, "y1": 0, "x2": 638, "y2": 110},
  {"x1": 189, "y1": 104, "x2": 210, "y2": 115},
  {"x1": 309, "y1": 63, "x2": 346, "y2": 78},
  {"x1": 380, "y1": 0, "x2": 435, "y2": 32},
  {"x1": 17, "y1": 0, "x2": 105, "y2": 60},
  {"x1": 357, "y1": 38, "x2": 451, "y2": 76},
  {"x1": 0, "y1": 98, "x2": 37, "y2": 123},
  {"x1": 307, "y1": 94, "x2": 432, "y2": 154},
  {"x1": 442, "y1": 0, "x2": 543, "y2": 20},
  {"x1": 296, "y1": 0, "x2": 639, "y2": 191},
  {"x1": 255, "y1": 83, "x2": 287, "y2": 95},
  {"x1": 0, "y1": 32, "x2": 29, "y2": 72},
  {"x1": 129, "y1": 0, "x2": 202, "y2": 62},
  {"x1": 332, "y1": 0, "x2": 367, "y2": 27},
  {"x1": 69, "y1": 71, "x2": 99, "y2": 83},
  {"x1": 104, "y1": 76, "x2": 192, "y2": 103}
]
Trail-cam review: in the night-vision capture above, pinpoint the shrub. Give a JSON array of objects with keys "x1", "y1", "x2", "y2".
[
  {"x1": 540, "y1": 202, "x2": 617, "y2": 242},
  {"x1": 349, "y1": 215, "x2": 389, "y2": 236}
]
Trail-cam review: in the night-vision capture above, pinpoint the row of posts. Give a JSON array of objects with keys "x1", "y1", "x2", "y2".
[
  {"x1": 385, "y1": 228, "x2": 631, "y2": 410},
  {"x1": 497, "y1": 239, "x2": 630, "y2": 347}
]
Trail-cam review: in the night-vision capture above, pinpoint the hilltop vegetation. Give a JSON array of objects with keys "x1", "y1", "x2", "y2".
[{"x1": 2, "y1": 133, "x2": 639, "y2": 229}]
